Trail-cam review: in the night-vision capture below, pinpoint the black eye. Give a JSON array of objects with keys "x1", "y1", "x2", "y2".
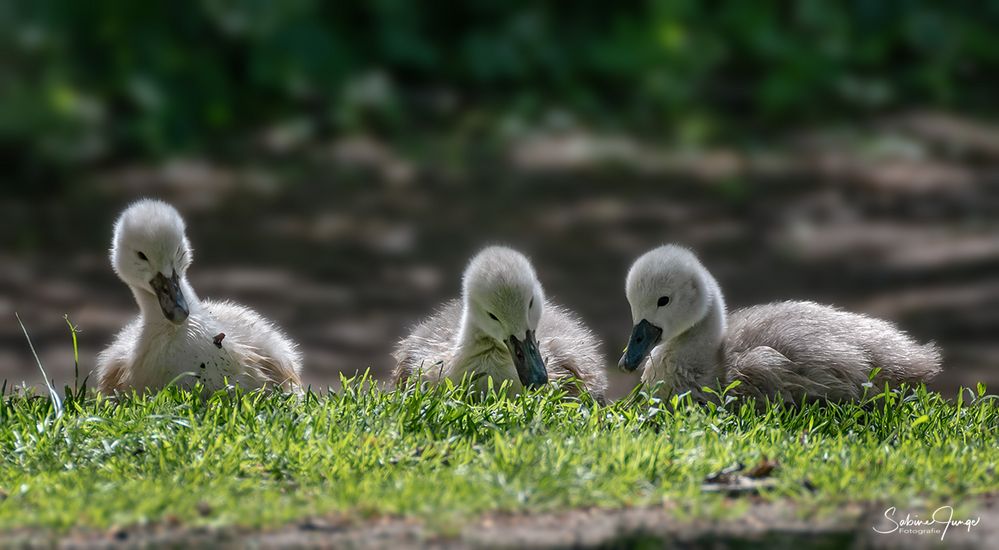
[
  {"x1": 529, "y1": 298, "x2": 534, "y2": 309},
  {"x1": 488, "y1": 312, "x2": 499, "y2": 322},
  {"x1": 137, "y1": 251, "x2": 148, "y2": 261},
  {"x1": 657, "y1": 296, "x2": 670, "y2": 307}
]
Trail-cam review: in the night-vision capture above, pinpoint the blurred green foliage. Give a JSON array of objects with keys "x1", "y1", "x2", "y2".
[{"x1": 3, "y1": 0, "x2": 999, "y2": 186}]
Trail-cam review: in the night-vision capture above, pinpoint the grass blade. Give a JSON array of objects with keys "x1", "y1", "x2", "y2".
[
  {"x1": 64, "y1": 314, "x2": 81, "y2": 391},
  {"x1": 15, "y1": 312, "x2": 64, "y2": 417}
]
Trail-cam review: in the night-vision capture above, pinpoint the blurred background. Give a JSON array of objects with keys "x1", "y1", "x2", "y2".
[{"x1": 2, "y1": 1, "x2": 998, "y2": 399}]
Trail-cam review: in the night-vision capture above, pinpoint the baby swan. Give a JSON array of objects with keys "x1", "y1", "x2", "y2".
[
  {"x1": 96, "y1": 199, "x2": 303, "y2": 394},
  {"x1": 619, "y1": 245, "x2": 941, "y2": 403},
  {"x1": 393, "y1": 246, "x2": 608, "y2": 401}
]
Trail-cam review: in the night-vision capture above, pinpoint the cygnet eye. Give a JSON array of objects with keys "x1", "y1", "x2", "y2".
[
  {"x1": 529, "y1": 297, "x2": 534, "y2": 309},
  {"x1": 488, "y1": 312, "x2": 499, "y2": 322},
  {"x1": 137, "y1": 251, "x2": 149, "y2": 261},
  {"x1": 657, "y1": 296, "x2": 670, "y2": 307}
]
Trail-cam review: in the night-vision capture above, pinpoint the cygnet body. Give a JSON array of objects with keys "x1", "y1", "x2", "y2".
[
  {"x1": 394, "y1": 246, "x2": 607, "y2": 401},
  {"x1": 97, "y1": 200, "x2": 303, "y2": 394},
  {"x1": 620, "y1": 245, "x2": 941, "y2": 403}
]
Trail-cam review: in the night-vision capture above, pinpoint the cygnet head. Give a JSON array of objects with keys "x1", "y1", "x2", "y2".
[
  {"x1": 461, "y1": 246, "x2": 548, "y2": 388},
  {"x1": 619, "y1": 245, "x2": 715, "y2": 371},
  {"x1": 111, "y1": 199, "x2": 193, "y2": 324}
]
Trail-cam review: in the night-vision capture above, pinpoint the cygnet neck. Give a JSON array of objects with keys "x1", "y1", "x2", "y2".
[
  {"x1": 646, "y1": 280, "x2": 728, "y2": 397},
  {"x1": 452, "y1": 302, "x2": 507, "y2": 379}
]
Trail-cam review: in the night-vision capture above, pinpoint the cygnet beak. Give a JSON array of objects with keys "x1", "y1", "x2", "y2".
[
  {"x1": 150, "y1": 271, "x2": 189, "y2": 324},
  {"x1": 618, "y1": 319, "x2": 662, "y2": 372},
  {"x1": 506, "y1": 330, "x2": 548, "y2": 389}
]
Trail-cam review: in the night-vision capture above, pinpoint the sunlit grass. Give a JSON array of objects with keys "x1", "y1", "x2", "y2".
[{"x1": 0, "y1": 377, "x2": 996, "y2": 532}]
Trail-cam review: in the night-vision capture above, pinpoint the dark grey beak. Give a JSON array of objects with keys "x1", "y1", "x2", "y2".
[
  {"x1": 150, "y1": 271, "x2": 189, "y2": 324},
  {"x1": 618, "y1": 319, "x2": 663, "y2": 372},
  {"x1": 506, "y1": 330, "x2": 548, "y2": 389}
]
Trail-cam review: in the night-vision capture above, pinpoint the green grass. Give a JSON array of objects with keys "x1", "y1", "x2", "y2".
[{"x1": 0, "y1": 377, "x2": 996, "y2": 533}]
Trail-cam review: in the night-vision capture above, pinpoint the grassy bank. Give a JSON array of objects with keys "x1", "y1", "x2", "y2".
[{"x1": 0, "y1": 378, "x2": 995, "y2": 533}]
